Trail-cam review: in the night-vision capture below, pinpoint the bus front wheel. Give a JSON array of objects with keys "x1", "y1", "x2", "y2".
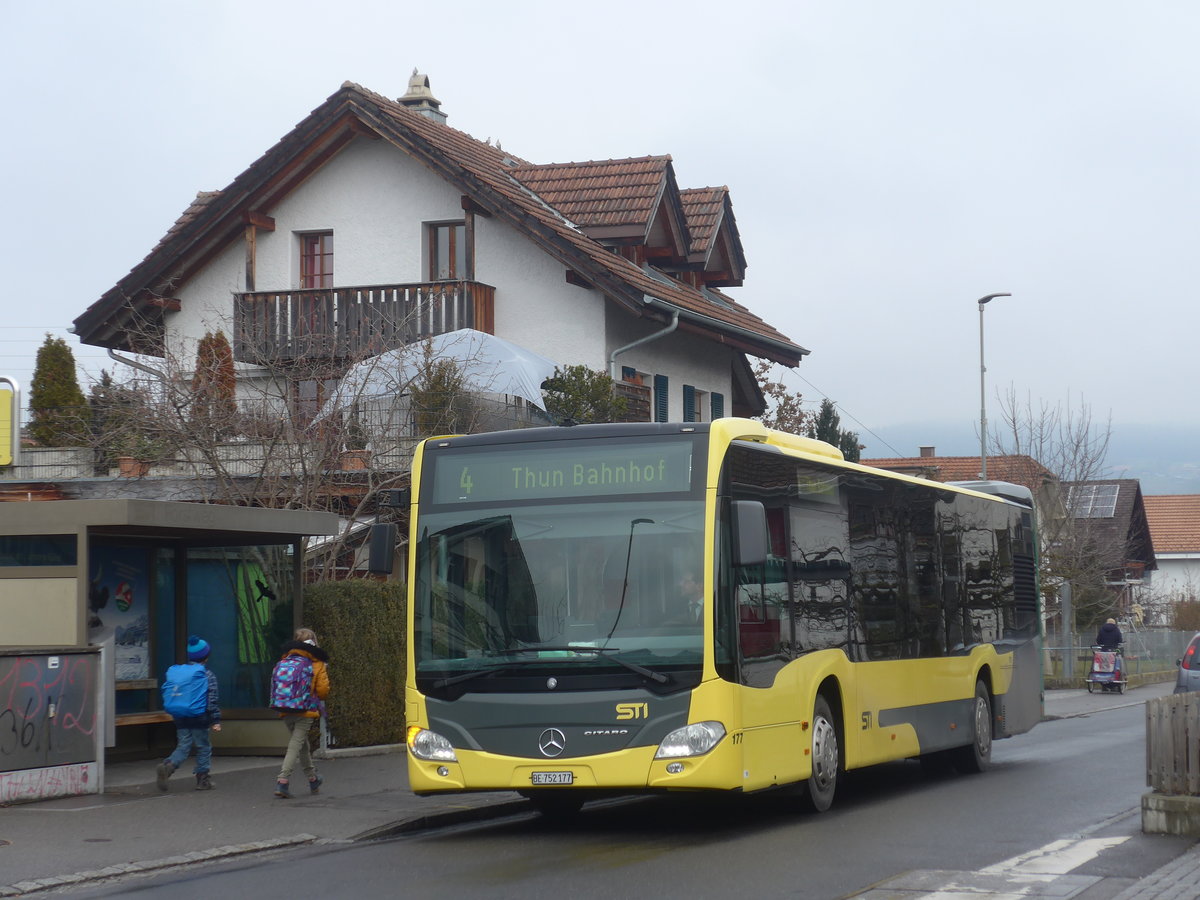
[
  {"x1": 951, "y1": 681, "x2": 992, "y2": 774},
  {"x1": 804, "y1": 695, "x2": 840, "y2": 812}
]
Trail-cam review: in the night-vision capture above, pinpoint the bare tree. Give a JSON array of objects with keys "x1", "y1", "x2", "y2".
[
  {"x1": 85, "y1": 303, "x2": 539, "y2": 579},
  {"x1": 752, "y1": 361, "x2": 810, "y2": 435},
  {"x1": 989, "y1": 387, "x2": 1126, "y2": 633}
]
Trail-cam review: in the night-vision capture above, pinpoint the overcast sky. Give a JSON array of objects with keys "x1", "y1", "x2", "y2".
[{"x1": 4, "y1": 1, "x2": 1197, "y2": 470}]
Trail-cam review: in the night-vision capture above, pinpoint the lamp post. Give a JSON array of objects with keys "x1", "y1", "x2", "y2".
[{"x1": 977, "y1": 292, "x2": 1011, "y2": 480}]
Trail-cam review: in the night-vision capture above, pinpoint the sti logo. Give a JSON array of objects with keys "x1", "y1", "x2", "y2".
[{"x1": 615, "y1": 702, "x2": 649, "y2": 721}]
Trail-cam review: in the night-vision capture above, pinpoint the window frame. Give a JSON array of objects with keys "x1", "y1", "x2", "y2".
[
  {"x1": 427, "y1": 221, "x2": 467, "y2": 281},
  {"x1": 299, "y1": 231, "x2": 334, "y2": 289}
]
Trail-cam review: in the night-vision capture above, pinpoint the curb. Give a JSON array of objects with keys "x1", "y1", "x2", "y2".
[
  {"x1": 351, "y1": 798, "x2": 534, "y2": 841},
  {"x1": 0, "y1": 834, "x2": 318, "y2": 897}
]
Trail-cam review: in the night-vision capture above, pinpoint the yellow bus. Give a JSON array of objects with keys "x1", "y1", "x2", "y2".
[{"x1": 405, "y1": 418, "x2": 1041, "y2": 816}]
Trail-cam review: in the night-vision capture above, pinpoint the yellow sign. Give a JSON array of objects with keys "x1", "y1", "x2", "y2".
[{"x1": 0, "y1": 387, "x2": 12, "y2": 467}]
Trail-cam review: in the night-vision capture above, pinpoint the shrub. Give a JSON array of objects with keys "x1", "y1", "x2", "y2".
[{"x1": 304, "y1": 579, "x2": 406, "y2": 748}]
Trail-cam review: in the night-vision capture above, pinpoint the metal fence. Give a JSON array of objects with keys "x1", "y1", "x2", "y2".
[{"x1": 1043, "y1": 628, "x2": 1192, "y2": 681}]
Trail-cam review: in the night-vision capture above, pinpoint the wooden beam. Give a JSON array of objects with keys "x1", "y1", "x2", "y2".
[
  {"x1": 464, "y1": 210, "x2": 476, "y2": 281},
  {"x1": 243, "y1": 211, "x2": 275, "y2": 231},
  {"x1": 145, "y1": 297, "x2": 181, "y2": 311},
  {"x1": 461, "y1": 195, "x2": 493, "y2": 217},
  {"x1": 643, "y1": 246, "x2": 677, "y2": 259},
  {"x1": 348, "y1": 118, "x2": 380, "y2": 139},
  {"x1": 244, "y1": 223, "x2": 257, "y2": 292},
  {"x1": 565, "y1": 270, "x2": 592, "y2": 288}
]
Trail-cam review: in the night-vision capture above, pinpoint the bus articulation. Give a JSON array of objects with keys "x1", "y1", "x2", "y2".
[{"x1": 404, "y1": 418, "x2": 1042, "y2": 816}]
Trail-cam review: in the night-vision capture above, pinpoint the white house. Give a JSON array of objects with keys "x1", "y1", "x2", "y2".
[
  {"x1": 1145, "y1": 495, "x2": 1200, "y2": 605},
  {"x1": 72, "y1": 72, "x2": 806, "y2": 430}
]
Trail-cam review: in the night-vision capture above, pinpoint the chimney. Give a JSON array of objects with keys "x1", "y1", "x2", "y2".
[
  {"x1": 398, "y1": 69, "x2": 447, "y2": 124},
  {"x1": 919, "y1": 446, "x2": 935, "y2": 458}
]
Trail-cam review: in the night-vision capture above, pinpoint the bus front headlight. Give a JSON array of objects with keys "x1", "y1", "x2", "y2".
[
  {"x1": 654, "y1": 721, "x2": 726, "y2": 758},
  {"x1": 408, "y1": 726, "x2": 458, "y2": 762}
]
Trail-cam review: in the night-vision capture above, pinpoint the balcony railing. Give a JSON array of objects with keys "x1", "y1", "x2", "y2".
[{"x1": 234, "y1": 281, "x2": 496, "y2": 364}]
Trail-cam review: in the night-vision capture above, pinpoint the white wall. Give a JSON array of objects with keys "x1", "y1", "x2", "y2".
[{"x1": 1154, "y1": 555, "x2": 1200, "y2": 601}]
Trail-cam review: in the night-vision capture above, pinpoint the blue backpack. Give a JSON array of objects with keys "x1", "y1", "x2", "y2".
[
  {"x1": 269, "y1": 655, "x2": 315, "y2": 711},
  {"x1": 162, "y1": 664, "x2": 209, "y2": 718}
]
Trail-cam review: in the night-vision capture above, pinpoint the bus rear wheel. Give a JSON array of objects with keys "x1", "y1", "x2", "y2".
[
  {"x1": 804, "y1": 695, "x2": 840, "y2": 812},
  {"x1": 951, "y1": 681, "x2": 992, "y2": 774}
]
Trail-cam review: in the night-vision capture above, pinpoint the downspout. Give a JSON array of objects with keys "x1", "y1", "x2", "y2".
[
  {"x1": 607, "y1": 304, "x2": 680, "y2": 379},
  {"x1": 107, "y1": 348, "x2": 167, "y2": 381}
]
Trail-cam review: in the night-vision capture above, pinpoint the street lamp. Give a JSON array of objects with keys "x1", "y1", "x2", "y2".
[{"x1": 977, "y1": 292, "x2": 1011, "y2": 480}]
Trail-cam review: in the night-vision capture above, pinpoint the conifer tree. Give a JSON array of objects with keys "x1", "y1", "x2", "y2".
[
  {"x1": 190, "y1": 331, "x2": 238, "y2": 439},
  {"x1": 28, "y1": 335, "x2": 90, "y2": 447}
]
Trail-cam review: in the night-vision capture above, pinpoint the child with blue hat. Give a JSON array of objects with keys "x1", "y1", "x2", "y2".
[{"x1": 156, "y1": 635, "x2": 222, "y2": 791}]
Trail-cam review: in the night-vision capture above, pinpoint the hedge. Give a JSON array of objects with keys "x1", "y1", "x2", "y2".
[{"x1": 304, "y1": 579, "x2": 406, "y2": 748}]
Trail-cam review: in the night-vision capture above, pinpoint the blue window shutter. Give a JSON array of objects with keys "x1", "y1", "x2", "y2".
[
  {"x1": 711, "y1": 392, "x2": 725, "y2": 419},
  {"x1": 683, "y1": 385, "x2": 696, "y2": 422},
  {"x1": 653, "y1": 375, "x2": 669, "y2": 422}
]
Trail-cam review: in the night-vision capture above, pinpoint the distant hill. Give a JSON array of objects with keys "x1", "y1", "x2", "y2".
[{"x1": 862, "y1": 421, "x2": 1200, "y2": 496}]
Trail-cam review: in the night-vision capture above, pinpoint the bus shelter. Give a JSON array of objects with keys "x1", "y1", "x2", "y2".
[{"x1": 0, "y1": 499, "x2": 338, "y2": 801}]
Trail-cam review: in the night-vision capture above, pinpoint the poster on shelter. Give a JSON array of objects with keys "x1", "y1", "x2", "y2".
[{"x1": 88, "y1": 546, "x2": 151, "y2": 681}]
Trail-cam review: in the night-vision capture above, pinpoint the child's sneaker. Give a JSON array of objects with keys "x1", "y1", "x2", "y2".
[
  {"x1": 274, "y1": 780, "x2": 292, "y2": 799},
  {"x1": 155, "y1": 760, "x2": 176, "y2": 792},
  {"x1": 309, "y1": 774, "x2": 324, "y2": 794}
]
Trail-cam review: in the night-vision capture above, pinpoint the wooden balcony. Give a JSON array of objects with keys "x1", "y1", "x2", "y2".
[{"x1": 233, "y1": 281, "x2": 496, "y2": 364}]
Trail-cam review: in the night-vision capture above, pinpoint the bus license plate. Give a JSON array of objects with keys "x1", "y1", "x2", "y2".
[{"x1": 531, "y1": 772, "x2": 573, "y2": 785}]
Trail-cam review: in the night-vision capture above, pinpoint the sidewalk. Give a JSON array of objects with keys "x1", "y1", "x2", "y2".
[{"x1": 0, "y1": 682, "x2": 1191, "y2": 897}]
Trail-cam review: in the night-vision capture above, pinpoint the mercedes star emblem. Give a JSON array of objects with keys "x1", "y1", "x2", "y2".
[{"x1": 538, "y1": 728, "x2": 566, "y2": 757}]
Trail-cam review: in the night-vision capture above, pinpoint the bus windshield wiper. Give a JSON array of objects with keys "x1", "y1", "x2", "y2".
[
  {"x1": 430, "y1": 664, "x2": 515, "y2": 689},
  {"x1": 489, "y1": 646, "x2": 669, "y2": 684}
]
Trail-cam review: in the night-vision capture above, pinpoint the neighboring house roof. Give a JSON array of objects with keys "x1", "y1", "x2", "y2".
[
  {"x1": 860, "y1": 453, "x2": 1057, "y2": 497},
  {"x1": 1144, "y1": 495, "x2": 1200, "y2": 554},
  {"x1": 73, "y1": 81, "x2": 803, "y2": 367},
  {"x1": 1062, "y1": 478, "x2": 1157, "y2": 572}
]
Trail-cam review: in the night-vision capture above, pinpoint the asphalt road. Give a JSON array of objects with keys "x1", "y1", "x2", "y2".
[{"x1": 64, "y1": 699, "x2": 1184, "y2": 900}]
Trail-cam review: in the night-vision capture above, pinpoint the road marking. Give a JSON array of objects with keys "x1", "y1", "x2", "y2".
[
  {"x1": 850, "y1": 835, "x2": 1129, "y2": 897},
  {"x1": 980, "y1": 836, "x2": 1130, "y2": 875}
]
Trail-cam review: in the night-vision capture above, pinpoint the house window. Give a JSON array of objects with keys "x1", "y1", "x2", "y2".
[
  {"x1": 683, "y1": 385, "x2": 708, "y2": 423},
  {"x1": 428, "y1": 222, "x2": 467, "y2": 280},
  {"x1": 294, "y1": 376, "x2": 339, "y2": 424},
  {"x1": 300, "y1": 232, "x2": 333, "y2": 289}
]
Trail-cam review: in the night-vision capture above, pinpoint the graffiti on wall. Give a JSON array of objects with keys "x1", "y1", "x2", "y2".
[
  {"x1": 0, "y1": 761, "x2": 97, "y2": 803},
  {"x1": 0, "y1": 653, "x2": 98, "y2": 773}
]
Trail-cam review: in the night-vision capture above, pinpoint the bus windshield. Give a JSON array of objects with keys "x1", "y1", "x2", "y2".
[{"x1": 413, "y1": 497, "x2": 706, "y2": 689}]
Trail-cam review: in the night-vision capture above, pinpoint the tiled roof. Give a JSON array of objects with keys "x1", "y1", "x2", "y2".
[
  {"x1": 75, "y1": 81, "x2": 804, "y2": 365},
  {"x1": 509, "y1": 157, "x2": 671, "y2": 231},
  {"x1": 680, "y1": 187, "x2": 727, "y2": 257},
  {"x1": 860, "y1": 454, "x2": 1056, "y2": 496},
  {"x1": 1144, "y1": 495, "x2": 1200, "y2": 553}
]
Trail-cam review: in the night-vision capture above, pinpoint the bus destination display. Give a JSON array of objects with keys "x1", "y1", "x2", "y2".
[{"x1": 429, "y1": 440, "x2": 695, "y2": 504}]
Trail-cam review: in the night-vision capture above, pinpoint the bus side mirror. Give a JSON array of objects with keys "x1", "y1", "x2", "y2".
[
  {"x1": 368, "y1": 523, "x2": 398, "y2": 574},
  {"x1": 731, "y1": 500, "x2": 768, "y2": 567}
]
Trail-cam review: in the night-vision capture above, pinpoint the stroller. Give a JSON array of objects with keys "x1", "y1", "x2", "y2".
[{"x1": 1085, "y1": 645, "x2": 1126, "y2": 693}]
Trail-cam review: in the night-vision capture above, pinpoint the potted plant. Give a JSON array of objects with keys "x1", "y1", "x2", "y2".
[
  {"x1": 337, "y1": 413, "x2": 372, "y2": 471},
  {"x1": 114, "y1": 431, "x2": 165, "y2": 477}
]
